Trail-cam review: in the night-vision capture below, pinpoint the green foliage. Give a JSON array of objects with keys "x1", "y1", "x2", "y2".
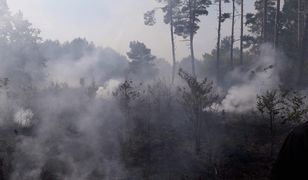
[
  {"x1": 113, "y1": 80, "x2": 142, "y2": 115},
  {"x1": 127, "y1": 41, "x2": 157, "y2": 77},
  {"x1": 257, "y1": 90, "x2": 282, "y2": 121},
  {"x1": 178, "y1": 68, "x2": 218, "y2": 154},
  {"x1": 221, "y1": 13, "x2": 231, "y2": 23},
  {"x1": 118, "y1": 80, "x2": 182, "y2": 179},
  {"x1": 144, "y1": 10, "x2": 156, "y2": 26},
  {"x1": 245, "y1": 0, "x2": 276, "y2": 49},
  {"x1": 257, "y1": 89, "x2": 308, "y2": 124},
  {"x1": 280, "y1": 0, "x2": 300, "y2": 59},
  {"x1": 113, "y1": 80, "x2": 142, "y2": 101},
  {"x1": 280, "y1": 90, "x2": 308, "y2": 123},
  {"x1": 113, "y1": 80, "x2": 141, "y2": 102},
  {"x1": 145, "y1": 0, "x2": 182, "y2": 26},
  {"x1": 246, "y1": 0, "x2": 276, "y2": 35},
  {"x1": 256, "y1": 89, "x2": 308, "y2": 157},
  {"x1": 202, "y1": 37, "x2": 250, "y2": 79},
  {"x1": 161, "y1": 0, "x2": 182, "y2": 24},
  {"x1": 178, "y1": 68, "x2": 218, "y2": 117},
  {"x1": 173, "y1": 0, "x2": 211, "y2": 38},
  {"x1": 127, "y1": 41, "x2": 156, "y2": 63}
]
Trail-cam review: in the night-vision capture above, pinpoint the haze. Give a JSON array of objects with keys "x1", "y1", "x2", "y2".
[{"x1": 7, "y1": 0, "x2": 253, "y2": 62}]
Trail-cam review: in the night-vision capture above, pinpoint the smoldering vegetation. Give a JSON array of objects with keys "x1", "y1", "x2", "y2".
[{"x1": 0, "y1": 0, "x2": 307, "y2": 180}]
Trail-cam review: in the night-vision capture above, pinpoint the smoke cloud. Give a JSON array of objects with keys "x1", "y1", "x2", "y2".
[{"x1": 220, "y1": 44, "x2": 281, "y2": 113}]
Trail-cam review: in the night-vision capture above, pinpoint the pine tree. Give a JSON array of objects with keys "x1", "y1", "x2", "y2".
[
  {"x1": 173, "y1": 0, "x2": 211, "y2": 76},
  {"x1": 246, "y1": 0, "x2": 276, "y2": 48},
  {"x1": 127, "y1": 41, "x2": 157, "y2": 78}
]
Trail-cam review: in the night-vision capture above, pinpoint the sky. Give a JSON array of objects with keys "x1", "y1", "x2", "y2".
[{"x1": 7, "y1": 0, "x2": 255, "y2": 63}]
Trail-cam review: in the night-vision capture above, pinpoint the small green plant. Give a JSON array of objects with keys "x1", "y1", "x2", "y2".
[{"x1": 257, "y1": 90, "x2": 282, "y2": 157}]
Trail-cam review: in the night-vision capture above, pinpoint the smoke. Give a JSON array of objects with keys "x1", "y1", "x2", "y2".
[
  {"x1": 8, "y1": 83, "x2": 127, "y2": 179},
  {"x1": 0, "y1": 1, "x2": 298, "y2": 179},
  {"x1": 14, "y1": 108, "x2": 34, "y2": 128},
  {"x1": 43, "y1": 40, "x2": 129, "y2": 86},
  {"x1": 0, "y1": 7, "x2": 174, "y2": 178},
  {"x1": 220, "y1": 44, "x2": 281, "y2": 113},
  {"x1": 96, "y1": 79, "x2": 121, "y2": 99},
  {"x1": 0, "y1": 8, "x2": 131, "y2": 178}
]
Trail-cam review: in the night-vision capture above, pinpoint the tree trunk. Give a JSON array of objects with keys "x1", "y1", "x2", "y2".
[
  {"x1": 274, "y1": 0, "x2": 281, "y2": 49},
  {"x1": 170, "y1": 6, "x2": 177, "y2": 84},
  {"x1": 194, "y1": 112, "x2": 202, "y2": 155},
  {"x1": 217, "y1": 0, "x2": 222, "y2": 82},
  {"x1": 263, "y1": 0, "x2": 268, "y2": 43},
  {"x1": 231, "y1": 0, "x2": 235, "y2": 69},
  {"x1": 189, "y1": 0, "x2": 196, "y2": 77},
  {"x1": 240, "y1": 0, "x2": 244, "y2": 65},
  {"x1": 190, "y1": 32, "x2": 196, "y2": 77},
  {"x1": 270, "y1": 114, "x2": 275, "y2": 159}
]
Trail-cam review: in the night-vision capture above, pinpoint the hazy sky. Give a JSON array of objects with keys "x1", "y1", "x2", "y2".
[{"x1": 7, "y1": 0, "x2": 254, "y2": 63}]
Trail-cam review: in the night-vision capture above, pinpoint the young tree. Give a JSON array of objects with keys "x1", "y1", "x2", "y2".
[
  {"x1": 257, "y1": 89, "x2": 308, "y2": 158},
  {"x1": 174, "y1": 0, "x2": 212, "y2": 76},
  {"x1": 257, "y1": 90, "x2": 282, "y2": 158},
  {"x1": 144, "y1": 0, "x2": 181, "y2": 83},
  {"x1": 178, "y1": 69, "x2": 218, "y2": 155}
]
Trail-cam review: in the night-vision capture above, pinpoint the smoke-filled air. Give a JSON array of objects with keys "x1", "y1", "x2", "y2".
[{"x1": 0, "y1": 0, "x2": 307, "y2": 179}]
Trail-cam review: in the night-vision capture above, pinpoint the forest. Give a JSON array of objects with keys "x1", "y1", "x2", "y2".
[{"x1": 0, "y1": 0, "x2": 308, "y2": 179}]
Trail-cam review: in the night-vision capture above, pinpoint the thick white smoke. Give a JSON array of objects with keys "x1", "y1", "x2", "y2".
[
  {"x1": 96, "y1": 79, "x2": 121, "y2": 98},
  {"x1": 220, "y1": 44, "x2": 281, "y2": 113},
  {"x1": 14, "y1": 108, "x2": 34, "y2": 128},
  {"x1": 46, "y1": 45, "x2": 128, "y2": 87}
]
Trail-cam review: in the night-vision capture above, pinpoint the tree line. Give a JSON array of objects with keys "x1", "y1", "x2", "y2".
[{"x1": 145, "y1": 0, "x2": 308, "y2": 87}]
